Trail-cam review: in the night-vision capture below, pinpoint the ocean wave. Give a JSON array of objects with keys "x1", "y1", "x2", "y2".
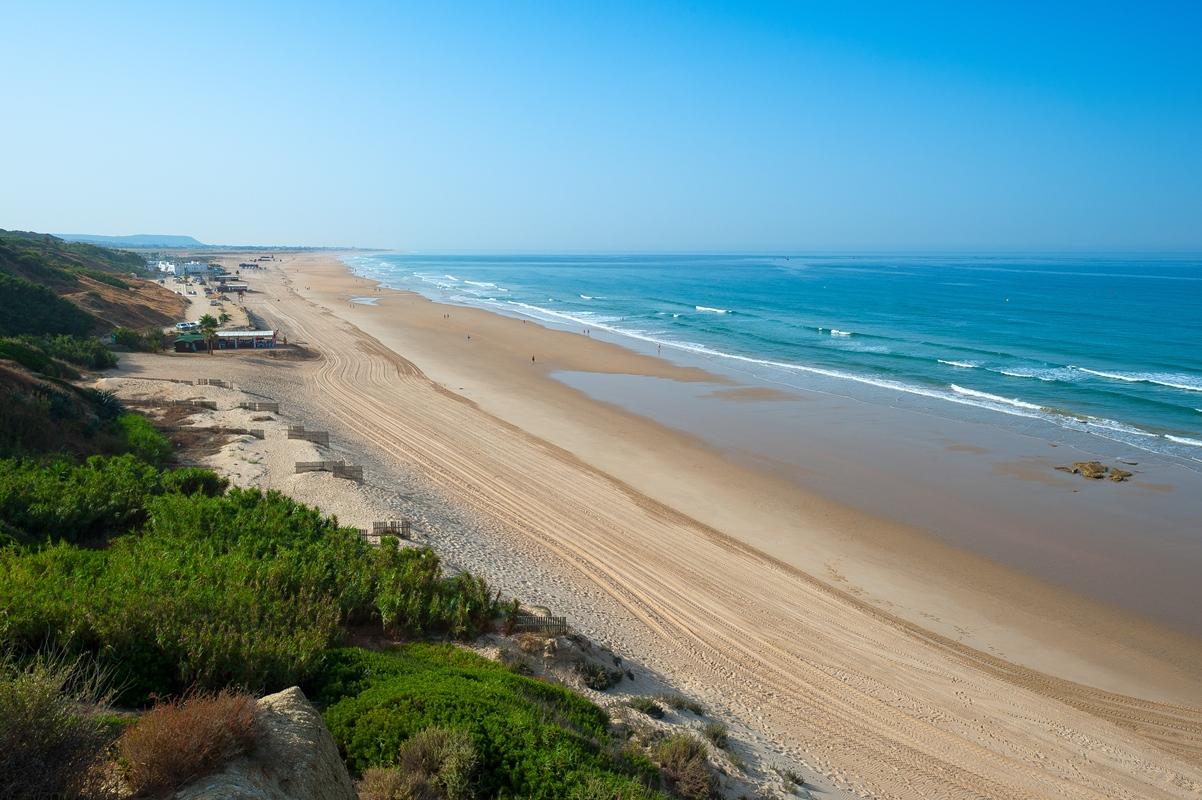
[
  {"x1": 1165, "y1": 434, "x2": 1202, "y2": 447},
  {"x1": 1074, "y1": 367, "x2": 1202, "y2": 393},
  {"x1": 444, "y1": 274, "x2": 459, "y2": 281},
  {"x1": 696, "y1": 305, "x2": 730, "y2": 314},
  {"x1": 829, "y1": 329, "x2": 852, "y2": 337},
  {"x1": 938, "y1": 359, "x2": 977, "y2": 369},
  {"x1": 464, "y1": 280, "x2": 496, "y2": 288},
  {"x1": 950, "y1": 384, "x2": 1043, "y2": 411},
  {"x1": 580, "y1": 294, "x2": 594, "y2": 300},
  {"x1": 992, "y1": 366, "x2": 1077, "y2": 383}
]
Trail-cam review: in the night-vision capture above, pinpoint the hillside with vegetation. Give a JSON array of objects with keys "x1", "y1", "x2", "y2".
[{"x1": 0, "y1": 229, "x2": 184, "y2": 335}]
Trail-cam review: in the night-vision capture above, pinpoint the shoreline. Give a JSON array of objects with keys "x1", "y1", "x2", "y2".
[
  {"x1": 304, "y1": 253, "x2": 1202, "y2": 674},
  {"x1": 113, "y1": 250, "x2": 1202, "y2": 798}
]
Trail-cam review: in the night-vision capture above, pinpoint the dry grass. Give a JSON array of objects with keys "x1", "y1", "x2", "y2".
[
  {"x1": 653, "y1": 734, "x2": 716, "y2": 800},
  {"x1": 358, "y1": 727, "x2": 477, "y2": 800},
  {"x1": 119, "y1": 689, "x2": 258, "y2": 797},
  {"x1": 0, "y1": 651, "x2": 118, "y2": 800}
]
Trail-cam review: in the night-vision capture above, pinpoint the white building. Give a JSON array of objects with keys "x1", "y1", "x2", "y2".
[{"x1": 179, "y1": 261, "x2": 212, "y2": 276}]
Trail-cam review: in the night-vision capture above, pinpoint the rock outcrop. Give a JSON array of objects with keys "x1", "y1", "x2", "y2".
[
  {"x1": 1055, "y1": 461, "x2": 1133, "y2": 482},
  {"x1": 172, "y1": 687, "x2": 355, "y2": 800}
]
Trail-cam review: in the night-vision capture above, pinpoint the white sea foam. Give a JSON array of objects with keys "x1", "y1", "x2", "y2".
[
  {"x1": 580, "y1": 294, "x2": 593, "y2": 300},
  {"x1": 950, "y1": 385, "x2": 1043, "y2": 411},
  {"x1": 1165, "y1": 434, "x2": 1202, "y2": 447},
  {"x1": 444, "y1": 274, "x2": 459, "y2": 281},
  {"x1": 994, "y1": 367, "x2": 1076, "y2": 383},
  {"x1": 696, "y1": 305, "x2": 730, "y2": 314},
  {"x1": 1074, "y1": 367, "x2": 1202, "y2": 393},
  {"x1": 464, "y1": 280, "x2": 496, "y2": 288},
  {"x1": 829, "y1": 329, "x2": 852, "y2": 337},
  {"x1": 938, "y1": 360, "x2": 977, "y2": 369}
]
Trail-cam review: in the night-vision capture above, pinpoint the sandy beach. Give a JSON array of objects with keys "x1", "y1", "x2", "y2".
[{"x1": 109, "y1": 251, "x2": 1202, "y2": 800}]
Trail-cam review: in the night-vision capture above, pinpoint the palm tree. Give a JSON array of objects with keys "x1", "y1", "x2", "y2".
[
  {"x1": 198, "y1": 313, "x2": 219, "y2": 355},
  {"x1": 218, "y1": 312, "x2": 231, "y2": 325}
]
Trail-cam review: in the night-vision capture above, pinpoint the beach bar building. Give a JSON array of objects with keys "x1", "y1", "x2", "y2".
[
  {"x1": 215, "y1": 330, "x2": 277, "y2": 349},
  {"x1": 173, "y1": 333, "x2": 209, "y2": 353}
]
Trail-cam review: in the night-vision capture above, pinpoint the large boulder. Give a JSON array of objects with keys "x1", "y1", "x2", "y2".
[{"x1": 172, "y1": 687, "x2": 355, "y2": 800}]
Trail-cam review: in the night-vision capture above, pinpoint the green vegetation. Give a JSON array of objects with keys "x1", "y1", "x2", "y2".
[
  {"x1": 0, "y1": 334, "x2": 117, "y2": 377},
  {"x1": 650, "y1": 735, "x2": 714, "y2": 800},
  {"x1": 657, "y1": 693, "x2": 705, "y2": 716},
  {"x1": 0, "y1": 271, "x2": 96, "y2": 338},
  {"x1": 701, "y1": 722, "x2": 728, "y2": 750},
  {"x1": 311, "y1": 645, "x2": 666, "y2": 799},
  {"x1": 0, "y1": 455, "x2": 497, "y2": 703},
  {"x1": 111, "y1": 326, "x2": 168, "y2": 352},
  {"x1": 0, "y1": 365, "x2": 139, "y2": 460},
  {"x1": 628, "y1": 696, "x2": 666, "y2": 719},
  {"x1": 0, "y1": 229, "x2": 145, "y2": 287}
]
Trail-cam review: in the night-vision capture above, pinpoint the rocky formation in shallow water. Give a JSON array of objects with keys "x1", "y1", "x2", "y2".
[
  {"x1": 1055, "y1": 461, "x2": 1133, "y2": 482},
  {"x1": 172, "y1": 687, "x2": 355, "y2": 800}
]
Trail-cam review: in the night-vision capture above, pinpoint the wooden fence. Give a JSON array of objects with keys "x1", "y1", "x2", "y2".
[
  {"x1": 157, "y1": 425, "x2": 264, "y2": 439},
  {"x1": 512, "y1": 614, "x2": 568, "y2": 635},
  {"x1": 169, "y1": 399, "x2": 217, "y2": 410},
  {"x1": 195, "y1": 378, "x2": 232, "y2": 388},
  {"x1": 294, "y1": 460, "x2": 363, "y2": 482},
  {"x1": 373, "y1": 520, "x2": 412, "y2": 539},
  {"x1": 238, "y1": 401, "x2": 279, "y2": 413},
  {"x1": 286, "y1": 425, "x2": 330, "y2": 447}
]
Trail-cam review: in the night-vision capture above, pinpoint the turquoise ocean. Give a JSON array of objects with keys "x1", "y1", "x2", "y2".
[{"x1": 344, "y1": 254, "x2": 1202, "y2": 466}]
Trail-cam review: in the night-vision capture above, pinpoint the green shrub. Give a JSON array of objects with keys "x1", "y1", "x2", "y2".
[
  {"x1": 112, "y1": 327, "x2": 167, "y2": 353},
  {"x1": 576, "y1": 660, "x2": 623, "y2": 691},
  {"x1": 0, "y1": 454, "x2": 165, "y2": 545},
  {"x1": 0, "y1": 651, "x2": 117, "y2": 800},
  {"x1": 628, "y1": 697, "x2": 665, "y2": 719},
  {"x1": 0, "y1": 470, "x2": 498, "y2": 704},
  {"x1": 652, "y1": 735, "x2": 714, "y2": 800},
  {"x1": 359, "y1": 727, "x2": 478, "y2": 800},
  {"x1": 114, "y1": 413, "x2": 172, "y2": 464},
  {"x1": 657, "y1": 694, "x2": 704, "y2": 716},
  {"x1": 313, "y1": 645, "x2": 665, "y2": 799},
  {"x1": 701, "y1": 722, "x2": 727, "y2": 750}
]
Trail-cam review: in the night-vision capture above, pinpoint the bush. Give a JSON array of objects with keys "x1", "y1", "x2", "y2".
[
  {"x1": 112, "y1": 327, "x2": 167, "y2": 353},
  {"x1": 119, "y1": 689, "x2": 258, "y2": 797},
  {"x1": 0, "y1": 469, "x2": 497, "y2": 703},
  {"x1": 701, "y1": 722, "x2": 727, "y2": 750},
  {"x1": 0, "y1": 651, "x2": 117, "y2": 800},
  {"x1": 359, "y1": 727, "x2": 478, "y2": 800},
  {"x1": 313, "y1": 645, "x2": 665, "y2": 799},
  {"x1": 652, "y1": 735, "x2": 715, "y2": 800},
  {"x1": 576, "y1": 660, "x2": 623, "y2": 691},
  {"x1": 657, "y1": 694, "x2": 704, "y2": 716},
  {"x1": 628, "y1": 696, "x2": 665, "y2": 719},
  {"x1": 114, "y1": 413, "x2": 172, "y2": 464},
  {"x1": 0, "y1": 454, "x2": 165, "y2": 545}
]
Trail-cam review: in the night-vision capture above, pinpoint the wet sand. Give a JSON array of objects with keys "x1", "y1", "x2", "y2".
[{"x1": 137, "y1": 250, "x2": 1202, "y2": 798}]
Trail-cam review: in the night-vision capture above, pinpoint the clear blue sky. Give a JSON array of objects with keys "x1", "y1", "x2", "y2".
[{"x1": 2, "y1": 1, "x2": 1199, "y2": 251}]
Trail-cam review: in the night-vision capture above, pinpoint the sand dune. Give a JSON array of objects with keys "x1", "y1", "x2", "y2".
[{"x1": 120, "y1": 252, "x2": 1202, "y2": 799}]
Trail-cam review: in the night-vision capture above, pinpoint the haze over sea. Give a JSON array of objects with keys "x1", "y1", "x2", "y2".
[{"x1": 347, "y1": 253, "x2": 1202, "y2": 466}]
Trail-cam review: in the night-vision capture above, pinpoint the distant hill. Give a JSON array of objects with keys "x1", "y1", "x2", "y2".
[{"x1": 56, "y1": 233, "x2": 206, "y2": 248}]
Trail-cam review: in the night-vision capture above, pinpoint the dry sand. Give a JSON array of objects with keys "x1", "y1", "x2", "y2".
[{"x1": 107, "y1": 251, "x2": 1202, "y2": 800}]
